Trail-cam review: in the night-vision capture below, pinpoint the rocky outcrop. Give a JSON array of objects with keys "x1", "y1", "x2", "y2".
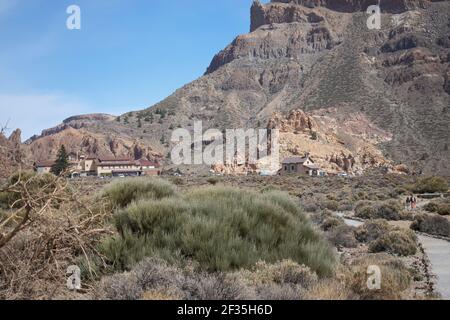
[
  {"x1": 250, "y1": 0, "x2": 325, "y2": 32},
  {"x1": 25, "y1": 126, "x2": 163, "y2": 165},
  {"x1": 445, "y1": 68, "x2": 450, "y2": 94},
  {"x1": 27, "y1": 114, "x2": 117, "y2": 143},
  {"x1": 0, "y1": 130, "x2": 27, "y2": 178},
  {"x1": 268, "y1": 110, "x2": 316, "y2": 133},
  {"x1": 270, "y1": 0, "x2": 433, "y2": 13},
  {"x1": 268, "y1": 109, "x2": 396, "y2": 174},
  {"x1": 207, "y1": 4, "x2": 341, "y2": 74}
]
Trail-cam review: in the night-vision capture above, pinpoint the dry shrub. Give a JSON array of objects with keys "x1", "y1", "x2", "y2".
[
  {"x1": 424, "y1": 199, "x2": 450, "y2": 216},
  {"x1": 309, "y1": 209, "x2": 333, "y2": 225},
  {"x1": 142, "y1": 289, "x2": 181, "y2": 300},
  {"x1": 337, "y1": 200, "x2": 354, "y2": 212},
  {"x1": 236, "y1": 260, "x2": 318, "y2": 288},
  {"x1": 303, "y1": 279, "x2": 351, "y2": 300},
  {"x1": 348, "y1": 254, "x2": 412, "y2": 300},
  {"x1": 303, "y1": 265, "x2": 353, "y2": 300},
  {"x1": 356, "y1": 219, "x2": 391, "y2": 243},
  {"x1": 411, "y1": 214, "x2": 450, "y2": 237},
  {"x1": 327, "y1": 225, "x2": 358, "y2": 248},
  {"x1": 98, "y1": 257, "x2": 250, "y2": 300},
  {"x1": 368, "y1": 230, "x2": 418, "y2": 256},
  {"x1": 0, "y1": 172, "x2": 113, "y2": 299},
  {"x1": 98, "y1": 258, "x2": 322, "y2": 301},
  {"x1": 206, "y1": 177, "x2": 221, "y2": 185},
  {"x1": 355, "y1": 200, "x2": 404, "y2": 221},
  {"x1": 321, "y1": 217, "x2": 345, "y2": 231}
]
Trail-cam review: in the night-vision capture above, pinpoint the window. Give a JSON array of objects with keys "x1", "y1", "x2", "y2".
[
  {"x1": 291, "y1": 165, "x2": 295, "y2": 171},
  {"x1": 284, "y1": 166, "x2": 288, "y2": 171}
]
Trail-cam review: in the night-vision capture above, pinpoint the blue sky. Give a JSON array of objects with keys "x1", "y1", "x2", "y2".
[{"x1": 0, "y1": 0, "x2": 265, "y2": 140}]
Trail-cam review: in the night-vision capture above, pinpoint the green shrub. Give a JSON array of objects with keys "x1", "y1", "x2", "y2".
[
  {"x1": 411, "y1": 214, "x2": 450, "y2": 237},
  {"x1": 411, "y1": 176, "x2": 448, "y2": 194},
  {"x1": 368, "y1": 230, "x2": 418, "y2": 256},
  {"x1": 101, "y1": 178, "x2": 177, "y2": 208},
  {"x1": 101, "y1": 187, "x2": 337, "y2": 276}
]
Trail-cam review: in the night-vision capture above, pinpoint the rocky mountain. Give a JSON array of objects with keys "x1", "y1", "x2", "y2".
[
  {"x1": 23, "y1": 114, "x2": 164, "y2": 163},
  {"x1": 268, "y1": 108, "x2": 407, "y2": 174},
  {"x1": 13, "y1": 0, "x2": 450, "y2": 175}
]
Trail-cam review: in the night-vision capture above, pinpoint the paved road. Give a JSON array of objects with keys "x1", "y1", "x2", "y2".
[{"x1": 419, "y1": 235, "x2": 450, "y2": 299}]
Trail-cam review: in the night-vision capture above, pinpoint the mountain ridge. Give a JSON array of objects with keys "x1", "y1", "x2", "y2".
[{"x1": 7, "y1": 0, "x2": 450, "y2": 176}]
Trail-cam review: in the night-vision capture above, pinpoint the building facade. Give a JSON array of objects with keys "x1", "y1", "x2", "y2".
[
  {"x1": 281, "y1": 155, "x2": 326, "y2": 176},
  {"x1": 35, "y1": 155, "x2": 161, "y2": 177}
]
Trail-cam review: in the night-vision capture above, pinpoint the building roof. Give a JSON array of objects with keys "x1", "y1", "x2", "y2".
[
  {"x1": 304, "y1": 164, "x2": 321, "y2": 170},
  {"x1": 98, "y1": 161, "x2": 137, "y2": 166},
  {"x1": 137, "y1": 158, "x2": 159, "y2": 167},
  {"x1": 282, "y1": 156, "x2": 314, "y2": 165},
  {"x1": 98, "y1": 157, "x2": 134, "y2": 162},
  {"x1": 35, "y1": 160, "x2": 56, "y2": 168},
  {"x1": 111, "y1": 169, "x2": 141, "y2": 173}
]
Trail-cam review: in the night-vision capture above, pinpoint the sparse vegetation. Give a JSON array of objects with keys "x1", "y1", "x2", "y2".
[{"x1": 409, "y1": 176, "x2": 449, "y2": 194}]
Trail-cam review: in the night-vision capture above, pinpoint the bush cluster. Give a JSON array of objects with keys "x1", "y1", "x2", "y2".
[
  {"x1": 101, "y1": 182, "x2": 337, "y2": 277},
  {"x1": 98, "y1": 257, "x2": 319, "y2": 300},
  {"x1": 410, "y1": 176, "x2": 448, "y2": 194},
  {"x1": 368, "y1": 230, "x2": 418, "y2": 256},
  {"x1": 411, "y1": 214, "x2": 450, "y2": 237},
  {"x1": 354, "y1": 200, "x2": 405, "y2": 221},
  {"x1": 424, "y1": 199, "x2": 450, "y2": 216},
  {"x1": 101, "y1": 178, "x2": 177, "y2": 208}
]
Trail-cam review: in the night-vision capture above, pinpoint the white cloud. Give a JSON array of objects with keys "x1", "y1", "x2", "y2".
[{"x1": 0, "y1": 93, "x2": 91, "y2": 141}]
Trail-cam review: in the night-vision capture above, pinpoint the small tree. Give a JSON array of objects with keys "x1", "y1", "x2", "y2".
[{"x1": 51, "y1": 145, "x2": 70, "y2": 176}]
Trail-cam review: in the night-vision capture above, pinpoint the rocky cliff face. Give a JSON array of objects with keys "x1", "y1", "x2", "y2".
[
  {"x1": 269, "y1": 0, "x2": 435, "y2": 14},
  {"x1": 21, "y1": 113, "x2": 164, "y2": 165},
  {"x1": 0, "y1": 129, "x2": 27, "y2": 178},
  {"x1": 268, "y1": 109, "x2": 396, "y2": 174}
]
